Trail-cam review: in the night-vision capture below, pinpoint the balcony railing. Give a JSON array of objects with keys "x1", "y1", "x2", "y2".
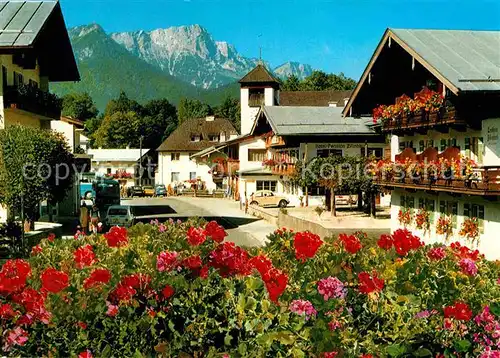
[
  {"x1": 271, "y1": 163, "x2": 296, "y2": 176},
  {"x1": 265, "y1": 135, "x2": 285, "y2": 148},
  {"x1": 3, "y1": 84, "x2": 62, "y2": 119},
  {"x1": 381, "y1": 107, "x2": 465, "y2": 134},
  {"x1": 211, "y1": 159, "x2": 240, "y2": 178}
]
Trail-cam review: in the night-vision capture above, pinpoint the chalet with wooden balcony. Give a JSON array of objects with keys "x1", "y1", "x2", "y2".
[
  {"x1": 343, "y1": 28, "x2": 500, "y2": 259},
  {"x1": 0, "y1": 1, "x2": 79, "y2": 130}
]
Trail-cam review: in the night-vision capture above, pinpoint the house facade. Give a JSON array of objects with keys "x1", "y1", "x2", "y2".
[
  {"x1": 156, "y1": 116, "x2": 238, "y2": 191},
  {"x1": 344, "y1": 28, "x2": 500, "y2": 259},
  {"x1": 0, "y1": 1, "x2": 79, "y2": 222}
]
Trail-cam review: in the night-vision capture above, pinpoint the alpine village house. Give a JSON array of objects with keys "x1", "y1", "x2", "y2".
[
  {"x1": 0, "y1": 1, "x2": 80, "y2": 222},
  {"x1": 343, "y1": 28, "x2": 500, "y2": 259}
]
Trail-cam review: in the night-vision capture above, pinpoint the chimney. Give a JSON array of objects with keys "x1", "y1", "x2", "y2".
[
  {"x1": 328, "y1": 101, "x2": 338, "y2": 107},
  {"x1": 205, "y1": 115, "x2": 215, "y2": 121},
  {"x1": 344, "y1": 98, "x2": 349, "y2": 107}
]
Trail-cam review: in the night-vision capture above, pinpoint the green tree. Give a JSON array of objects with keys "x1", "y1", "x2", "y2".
[
  {"x1": 214, "y1": 96, "x2": 240, "y2": 131},
  {"x1": 92, "y1": 111, "x2": 141, "y2": 148},
  {"x1": 104, "y1": 91, "x2": 144, "y2": 117},
  {"x1": 178, "y1": 98, "x2": 212, "y2": 124},
  {"x1": 61, "y1": 92, "x2": 99, "y2": 121},
  {"x1": 281, "y1": 74, "x2": 301, "y2": 91},
  {"x1": 281, "y1": 71, "x2": 357, "y2": 92},
  {"x1": 142, "y1": 98, "x2": 178, "y2": 149},
  {"x1": 0, "y1": 125, "x2": 75, "y2": 226}
]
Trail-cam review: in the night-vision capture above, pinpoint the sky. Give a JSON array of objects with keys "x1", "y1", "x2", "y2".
[{"x1": 60, "y1": 0, "x2": 500, "y2": 80}]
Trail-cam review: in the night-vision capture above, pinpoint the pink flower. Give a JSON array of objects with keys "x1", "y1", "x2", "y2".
[
  {"x1": 317, "y1": 276, "x2": 347, "y2": 301},
  {"x1": 427, "y1": 247, "x2": 446, "y2": 261},
  {"x1": 3, "y1": 327, "x2": 28, "y2": 352},
  {"x1": 289, "y1": 299, "x2": 317, "y2": 320},
  {"x1": 459, "y1": 258, "x2": 478, "y2": 276},
  {"x1": 156, "y1": 251, "x2": 178, "y2": 272},
  {"x1": 415, "y1": 309, "x2": 437, "y2": 319},
  {"x1": 328, "y1": 320, "x2": 342, "y2": 331},
  {"x1": 106, "y1": 302, "x2": 119, "y2": 317}
]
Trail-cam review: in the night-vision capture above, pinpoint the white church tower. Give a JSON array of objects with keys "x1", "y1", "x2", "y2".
[{"x1": 239, "y1": 64, "x2": 281, "y2": 135}]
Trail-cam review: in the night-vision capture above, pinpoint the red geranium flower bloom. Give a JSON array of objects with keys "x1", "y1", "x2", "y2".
[
  {"x1": 78, "y1": 350, "x2": 93, "y2": 358},
  {"x1": 121, "y1": 273, "x2": 151, "y2": 290},
  {"x1": 391, "y1": 229, "x2": 423, "y2": 256},
  {"x1": 358, "y1": 271, "x2": 384, "y2": 294},
  {"x1": 262, "y1": 268, "x2": 288, "y2": 302},
  {"x1": 377, "y1": 235, "x2": 393, "y2": 250},
  {"x1": 31, "y1": 245, "x2": 43, "y2": 256},
  {"x1": 161, "y1": 285, "x2": 175, "y2": 299},
  {"x1": 339, "y1": 234, "x2": 362, "y2": 254},
  {"x1": 250, "y1": 255, "x2": 273, "y2": 277},
  {"x1": 0, "y1": 303, "x2": 18, "y2": 320},
  {"x1": 450, "y1": 242, "x2": 482, "y2": 261},
  {"x1": 40, "y1": 268, "x2": 69, "y2": 293},
  {"x1": 104, "y1": 226, "x2": 128, "y2": 248},
  {"x1": 209, "y1": 242, "x2": 251, "y2": 277},
  {"x1": 109, "y1": 284, "x2": 136, "y2": 303},
  {"x1": 427, "y1": 247, "x2": 447, "y2": 261},
  {"x1": 156, "y1": 251, "x2": 178, "y2": 272},
  {"x1": 293, "y1": 231, "x2": 323, "y2": 262},
  {"x1": 186, "y1": 227, "x2": 206, "y2": 246},
  {"x1": 443, "y1": 301, "x2": 473, "y2": 321},
  {"x1": 47, "y1": 233, "x2": 55, "y2": 242},
  {"x1": 0, "y1": 259, "x2": 31, "y2": 294},
  {"x1": 74, "y1": 245, "x2": 97, "y2": 269},
  {"x1": 181, "y1": 255, "x2": 203, "y2": 270},
  {"x1": 205, "y1": 221, "x2": 227, "y2": 243},
  {"x1": 83, "y1": 269, "x2": 112, "y2": 290}
]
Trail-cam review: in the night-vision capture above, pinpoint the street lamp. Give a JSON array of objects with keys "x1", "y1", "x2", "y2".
[{"x1": 139, "y1": 135, "x2": 144, "y2": 187}]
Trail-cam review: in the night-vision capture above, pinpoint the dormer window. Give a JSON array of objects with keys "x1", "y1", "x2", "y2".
[
  {"x1": 208, "y1": 134, "x2": 220, "y2": 142},
  {"x1": 191, "y1": 135, "x2": 201, "y2": 142}
]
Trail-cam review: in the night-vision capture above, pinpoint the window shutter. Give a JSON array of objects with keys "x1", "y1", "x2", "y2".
[
  {"x1": 451, "y1": 202, "x2": 458, "y2": 229},
  {"x1": 478, "y1": 137, "x2": 484, "y2": 164},
  {"x1": 427, "y1": 199, "x2": 435, "y2": 224},
  {"x1": 478, "y1": 205, "x2": 485, "y2": 234}
]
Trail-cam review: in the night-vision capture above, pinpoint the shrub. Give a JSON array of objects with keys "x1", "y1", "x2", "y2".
[{"x1": 0, "y1": 220, "x2": 499, "y2": 357}]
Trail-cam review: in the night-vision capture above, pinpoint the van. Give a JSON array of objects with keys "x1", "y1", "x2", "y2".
[{"x1": 106, "y1": 205, "x2": 135, "y2": 227}]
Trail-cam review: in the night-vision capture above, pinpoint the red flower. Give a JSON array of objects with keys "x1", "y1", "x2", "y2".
[
  {"x1": 339, "y1": 234, "x2": 362, "y2": 254},
  {"x1": 0, "y1": 303, "x2": 18, "y2": 320},
  {"x1": 182, "y1": 255, "x2": 203, "y2": 270},
  {"x1": 427, "y1": 247, "x2": 447, "y2": 261},
  {"x1": 84, "y1": 269, "x2": 112, "y2": 290},
  {"x1": 78, "y1": 350, "x2": 93, "y2": 358},
  {"x1": 391, "y1": 229, "x2": 423, "y2": 256},
  {"x1": 293, "y1": 231, "x2": 323, "y2": 262},
  {"x1": 74, "y1": 245, "x2": 97, "y2": 269},
  {"x1": 109, "y1": 284, "x2": 136, "y2": 304},
  {"x1": 41, "y1": 268, "x2": 69, "y2": 293},
  {"x1": 205, "y1": 221, "x2": 227, "y2": 243},
  {"x1": 186, "y1": 227, "x2": 206, "y2": 246},
  {"x1": 106, "y1": 303, "x2": 119, "y2": 317},
  {"x1": 3, "y1": 327, "x2": 29, "y2": 352},
  {"x1": 322, "y1": 353, "x2": 338, "y2": 358},
  {"x1": 156, "y1": 251, "x2": 178, "y2": 272},
  {"x1": 250, "y1": 255, "x2": 273, "y2": 276},
  {"x1": 104, "y1": 226, "x2": 128, "y2": 248},
  {"x1": 450, "y1": 242, "x2": 482, "y2": 261},
  {"x1": 209, "y1": 242, "x2": 252, "y2": 277},
  {"x1": 358, "y1": 271, "x2": 384, "y2": 294},
  {"x1": 443, "y1": 301, "x2": 473, "y2": 321},
  {"x1": 0, "y1": 259, "x2": 31, "y2": 294},
  {"x1": 161, "y1": 285, "x2": 175, "y2": 299},
  {"x1": 121, "y1": 273, "x2": 151, "y2": 290},
  {"x1": 262, "y1": 268, "x2": 288, "y2": 302},
  {"x1": 77, "y1": 321, "x2": 87, "y2": 330},
  {"x1": 31, "y1": 245, "x2": 43, "y2": 256},
  {"x1": 47, "y1": 233, "x2": 55, "y2": 242},
  {"x1": 360, "y1": 355, "x2": 374, "y2": 358},
  {"x1": 377, "y1": 235, "x2": 393, "y2": 250}
]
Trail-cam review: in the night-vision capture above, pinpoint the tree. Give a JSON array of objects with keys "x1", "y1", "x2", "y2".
[
  {"x1": 214, "y1": 96, "x2": 240, "y2": 131},
  {"x1": 61, "y1": 92, "x2": 99, "y2": 121},
  {"x1": 104, "y1": 91, "x2": 144, "y2": 118},
  {"x1": 281, "y1": 74, "x2": 301, "y2": 91},
  {"x1": 178, "y1": 98, "x2": 212, "y2": 124},
  {"x1": 281, "y1": 71, "x2": 357, "y2": 92},
  {"x1": 0, "y1": 125, "x2": 75, "y2": 227},
  {"x1": 91, "y1": 111, "x2": 141, "y2": 148},
  {"x1": 141, "y1": 98, "x2": 178, "y2": 149}
]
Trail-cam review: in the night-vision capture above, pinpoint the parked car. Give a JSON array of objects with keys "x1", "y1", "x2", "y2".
[
  {"x1": 250, "y1": 190, "x2": 289, "y2": 208},
  {"x1": 143, "y1": 186, "x2": 155, "y2": 197},
  {"x1": 154, "y1": 184, "x2": 167, "y2": 197},
  {"x1": 105, "y1": 205, "x2": 135, "y2": 227},
  {"x1": 129, "y1": 186, "x2": 144, "y2": 198}
]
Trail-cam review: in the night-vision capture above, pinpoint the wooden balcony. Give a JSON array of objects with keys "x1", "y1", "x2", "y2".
[
  {"x1": 212, "y1": 159, "x2": 240, "y2": 178},
  {"x1": 271, "y1": 163, "x2": 296, "y2": 176},
  {"x1": 265, "y1": 135, "x2": 285, "y2": 148},
  {"x1": 375, "y1": 166, "x2": 500, "y2": 196},
  {"x1": 4, "y1": 85, "x2": 62, "y2": 120},
  {"x1": 381, "y1": 108, "x2": 466, "y2": 134}
]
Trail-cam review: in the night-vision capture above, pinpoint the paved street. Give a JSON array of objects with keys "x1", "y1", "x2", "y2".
[{"x1": 122, "y1": 196, "x2": 277, "y2": 247}]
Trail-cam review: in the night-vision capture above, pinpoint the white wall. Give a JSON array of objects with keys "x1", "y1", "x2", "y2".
[
  {"x1": 92, "y1": 161, "x2": 137, "y2": 187},
  {"x1": 264, "y1": 88, "x2": 275, "y2": 106},
  {"x1": 482, "y1": 118, "x2": 500, "y2": 166},
  {"x1": 51, "y1": 121, "x2": 76, "y2": 152},
  {"x1": 158, "y1": 152, "x2": 217, "y2": 191},
  {"x1": 240, "y1": 88, "x2": 261, "y2": 135},
  {"x1": 299, "y1": 142, "x2": 386, "y2": 159}
]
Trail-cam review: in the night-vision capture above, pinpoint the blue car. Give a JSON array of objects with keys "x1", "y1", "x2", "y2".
[{"x1": 155, "y1": 184, "x2": 167, "y2": 197}]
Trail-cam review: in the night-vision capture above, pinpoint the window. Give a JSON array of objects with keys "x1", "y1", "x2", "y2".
[
  {"x1": 13, "y1": 72, "x2": 23, "y2": 87},
  {"x1": 440, "y1": 139, "x2": 447, "y2": 151},
  {"x1": 464, "y1": 203, "x2": 485, "y2": 234},
  {"x1": 419, "y1": 140, "x2": 425, "y2": 152},
  {"x1": 427, "y1": 139, "x2": 434, "y2": 149},
  {"x1": 448, "y1": 138, "x2": 457, "y2": 148},
  {"x1": 306, "y1": 185, "x2": 326, "y2": 196},
  {"x1": 248, "y1": 88, "x2": 265, "y2": 107},
  {"x1": 418, "y1": 198, "x2": 435, "y2": 223},
  {"x1": 171, "y1": 172, "x2": 180, "y2": 182},
  {"x1": 257, "y1": 180, "x2": 277, "y2": 192},
  {"x1": 208, "y1": 134, "x2": 220, "y2": 142},
  {"x1": 363, "y1": 148, "x2": 383, "y2": 158},
  {"x1": 248, "y1": 149, "x2": 267, "y2": 162},
  {"x1": 171, "y1": 153, "x2": 180, "y2": 161},
  {"x1": 440, "y1": 200, "x2": 458, "y2": 228},
  {"x1": 317, "y1": 148, "x2": 342, "y2": 158},
  {"x1": 190, "y1": 135, "x2": 201, "y2": 142},
  {"x1": 189, "y1": 172, "x2": 196, "y2": 180}
]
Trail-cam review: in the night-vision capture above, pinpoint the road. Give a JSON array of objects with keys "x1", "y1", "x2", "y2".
[{"x1": 122, "y1": 196, "x2": 277, "y2": 247}]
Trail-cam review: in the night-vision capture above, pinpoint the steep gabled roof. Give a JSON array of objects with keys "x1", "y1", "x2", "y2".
[
  {"x1": 343, "y1": 28, "x2": 500, "y2": 116},
  {"x1": 280, "y1": 90, "x2": 352, "y2": 107},
  {"x1": 0, "y1": 1, "x2": 79, "y2": 81},
  {"x1": 157, "y1": 117, "x2": 238, "y2": 152},
  {"x1": 260, "y1": 106, "x2": 376, "y2": 136},
  {"x1": 239, "y1": 64, "x2": 281, "y2": 85}
]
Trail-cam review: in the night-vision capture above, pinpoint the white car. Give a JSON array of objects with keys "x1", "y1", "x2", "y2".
[{"x1": 106, "y1": 205, "x2": 135, "y2": 227}]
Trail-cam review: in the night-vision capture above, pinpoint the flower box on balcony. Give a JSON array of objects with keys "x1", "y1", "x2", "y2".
[{"x1": 4, "y1": 84, "x2": 62, "y2": 119}]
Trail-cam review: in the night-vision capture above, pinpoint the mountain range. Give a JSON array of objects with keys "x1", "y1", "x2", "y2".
[{"x1": 52, "y1": 24, "x2": 313, "y2": 110}]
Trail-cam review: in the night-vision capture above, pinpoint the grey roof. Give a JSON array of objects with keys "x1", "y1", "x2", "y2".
[
  {"x1": 261, "y1": 106, "x2": 375, "y2": 136},
  {"x1": 0, "y1": 1, "x2": 57, "y2": 47},
  {"x1": 88, "y1": 149, "x2": 151, "y2": 162},
  {"x1": 391, "y1": 29, "x2": 500, "y2": 92}
]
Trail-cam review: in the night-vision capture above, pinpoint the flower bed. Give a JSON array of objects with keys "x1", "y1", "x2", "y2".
[{"x1": 0, "y1": 221, "x2": 499, "y2": 357}]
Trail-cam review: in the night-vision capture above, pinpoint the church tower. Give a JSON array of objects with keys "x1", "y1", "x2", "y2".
[{"x1": 239, "y1": 64, "x2": 281, "y2": 135}]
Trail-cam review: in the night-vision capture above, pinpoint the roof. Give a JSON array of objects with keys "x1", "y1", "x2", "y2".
[
  {"x1": 237, "y1": 166, "x2": 273, "y2": 176},
  {"x1": 344, "y1": 28, "x2": 500, "y2": 115},
  {"x1": 261, "y1": 106, "x2": 375, "y2": 136},
  {"x1": 157, "y1": 117, "x2": 238, "y2": 152},
  {"x1": 87, "y1": 149, "x2": 150, "y2": 162},
  {"x1": 59, "y1": 116, "x2": 84, "y2": 128},
  {"x1": 239, "y1": 64, "x2": 281, "y2": 85},
  {"x1": 280, "y1": 90, "x2": 352, "y2": 107},
  {"x1": 0, "y1": 1, "x2": 79, "y2": 81}
]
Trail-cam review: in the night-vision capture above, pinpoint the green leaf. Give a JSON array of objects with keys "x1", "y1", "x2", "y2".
[
  {"x1": 275, "y1": 331, "x2": 296, "y2": 345},
  {"x1": 224, "y1": 333, "x2": 232, "y2": 346},
  {"x1": 413, "y1": 348, "x2": 432, "y2": 357},
  {"x1": 491, "y1": 302, "x2": 500, "y2": 317},
  {"x1": 453, "y1": 339, "x2": 471, "y2": 352},
  {"x1": 245, "y1": 297, "x2": 257, "y2": 311},
  {"x1": 386, "y1": 344, "x2": 406, "y2": 357}
]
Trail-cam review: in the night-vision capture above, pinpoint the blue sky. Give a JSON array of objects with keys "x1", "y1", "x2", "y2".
[{"x1": 60, "y1": 0, "x2": 500, "y2": 80}]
